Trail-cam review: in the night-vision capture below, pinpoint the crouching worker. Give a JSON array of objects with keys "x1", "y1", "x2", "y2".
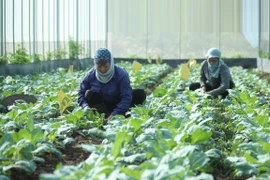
[
  {"x1": 78, "y1": 48, "x2": 146, "y2": 122},
  {"x1": 189, "y1": 48, "x2": 235, "y2": 98}
]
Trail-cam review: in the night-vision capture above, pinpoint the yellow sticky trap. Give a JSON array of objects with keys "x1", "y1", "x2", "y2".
[
  {"x1": 156, "y1": 56, "x2": 162, "y2": 64},
  {"x1": 188, "y1": 59, "x2": 197, "y2": 69},
  {"x1": 132, "y1": 60, "x2": 142, "y2": 71},
  {"x1": 179, "y1": 63, "x2": 190, "y2": 81},
  {"x1": 147, "y1": 56, "x2": 152, "y2": 63},
  {"x1": 67, "y1": 65, "x2": 74, "y2": 77},
  {"x1": 58, "y1": 91, "x2": 73, "y2": 115}
]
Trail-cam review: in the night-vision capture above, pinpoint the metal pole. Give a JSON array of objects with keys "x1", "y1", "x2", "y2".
[
  {"x1": 76, "y1": 0, "x2": 78, "y2": 43},
  {"x1": 53, "y1": 0, "x2": 56, "y2": 52},
  {"x1": 56, "y1": 0, "x2": 60, "y2": 50},
  {"x1": 219, "y1": 0, "x2": 221, "y2": 50},
  {"x1": 29, "y1": 0, "x2": 31, "y2": 55},
  {"x1": 33, "y1": 0, "x2": 36, "y2": 59},
  {"x1": 3, "y1": 0, "x2": 6, "y2": 54},
  {"x1": 13, "y1": 0, "x2": 15, "y2": 53},
  {"x1": 48, "y1": 0, "x2": 50, "y2": 52},
  {"x1": 63, "y1": 0, "x2": 65, "y2": 50},
  {"x1": 105, "y1": 0, "x2": 108, "y2": 48},
  {"x1": 89, "y1": 0, "x2": 91, "y2": 58},
  {"x1": 42, "y1": 0, "x2": 44, "y2": 57},
  {"x1": 179, "y1": 0, "x2": 181, "y2": 60},
  {"x1": 258, "y1": 0, "x2": 261, "y2": 52},
  {"x1": 0, "y1": 0, "x2": 3, "y2": 56},
  {"x1": 21, "y1": 0, "x2": 24, "y2": 48},
  {"x1": 268, "y1": 0, "x2": 270, "y2": 55},
  {"x1": 146, "y1": 0, "x2": 148, "y2": 59}
]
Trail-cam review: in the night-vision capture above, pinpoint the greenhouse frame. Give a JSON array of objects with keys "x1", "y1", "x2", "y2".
[{"x1": 0, "y1": 0, "x2": 270, "y2": 180}]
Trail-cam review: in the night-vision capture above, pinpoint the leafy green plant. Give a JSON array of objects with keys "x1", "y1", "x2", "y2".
[
  {"x1": 68, "y1": 37, "x2": 84, "y2": 59},
  {"x1": 231, "y1": 54, "x2": 247, "y2": 58},
  {"x1": 258, "y1": 49, "x2": 270, "y2": 59},
  {"x1": 8, "y1": 44, "x2": 31, "y2": 64},
  {"x1": 127, "y1": 54, "x2": 142, "y2": 59},
  {"x1": 46, "y1": 51, "x2": 54, "y2": 60},
  {"x1": 0, "y1": 56, "x2": 8, "y2": 64},
  {"x1": 32, "y1": 54, "x2": 43, "y2": 62},
  {"x1": 53, "y1": 46, "x2": 67, "y2": 60}
]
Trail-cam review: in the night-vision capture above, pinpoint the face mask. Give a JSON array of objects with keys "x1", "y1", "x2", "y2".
[{"x1": 208, "y1": 61, "x2": 219, "y2": 70}]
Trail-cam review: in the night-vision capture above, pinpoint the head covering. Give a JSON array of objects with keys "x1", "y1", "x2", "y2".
[
  {"x1": 206, "y1": 48, "x2": 224, "y2": 78},
  {"x1": 94, "y1": 48, "x2": 111, "y2": 65},
  {"x1": 94, "y1": 48, "x2": 115, "y2": 83},
  {"x1": 205, "y1": 48, "x2": 221, "y2": 59}
]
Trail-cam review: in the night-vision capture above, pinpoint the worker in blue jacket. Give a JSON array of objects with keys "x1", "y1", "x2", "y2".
[{"x1": 78, "y1": 48, "x2": 146, "y2": 121}]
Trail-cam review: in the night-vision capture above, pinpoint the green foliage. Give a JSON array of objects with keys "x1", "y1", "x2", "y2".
[
  {"x1": 53, "y1": 46, "x2": 67, "y2": 60},
  {"x1": 68, "y1": 37, "x2": 84, "y2": 59},
  {"x1": 8, "y1": 44, "x2": 31, "y2": 64},
  {"x1": 231, "y1": 54, "x2": 247, "y2": 58},
  {"x1": 46, "y1": 51, "x2": 53, "y2": 60},
  {"x1": 259, "y1": 49, "x2": 270, "y2": 59},
  {"x1": 127, "y1": 54, "x2": 142, "y2": 59},
  {"x1": 1, "y1": 63, "x2": 270, "y2": 179},
  {"x1": 0, "y1": 56, "x2": 8, "y2": 64},
  {"x1": 32, "y1": 54, "x2": 43, "y2": 62}
]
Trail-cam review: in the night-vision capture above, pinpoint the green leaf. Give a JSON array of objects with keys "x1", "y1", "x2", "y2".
[
  {"x1": 12, "y1": 129, "x2": 31, "y2": 142},
  {"x1": 87, "y1": 128, "x2": 107, "y2": 139},
  {"x1": 2, "y1": 90, "x2": 13, "y2": 96},
  {"x1": 81, "y1": 144, "x2": 98, "y2": 153},
  {"x1": 118, "y1": 153, "x2": 146, "y2": 164},
  {"x1": 112, "y1": 131, "x2": 131, "y2": 158},
  {"x1": 244, "y1": 152, "x2": 257, "y2": 163},
  {"x1": 160, "y1": 128, "x2": 173, "y2": 139},
  {"x1": 260, "y1": 142, "x2": 270, "y2": 153},
  {"x1": 191, "y1": 127, "x2": 212, "y2": 144},
  {"x1": 128, "y1": 119, "x2": 143, "y2": 133},
  {"x1": 231, "y1": 162, "x2": 258, "y2": 178},
  {"x1": 20, "y1": 144, "x2": 34, "y2": 159},
  {"x1": 3, "y1": 160, "x2": 36, "y2": 173},
  {"x1": 136, "y1": 134, "x2": 154, "y2": 143},
  {"x1": 153, "y1": 88, "x2": 167, "y2": 97},
  {"x1": 96, "y1": 166, "x2": 114, "y2": 176},
  {"x1": 27, "y1": 115, "x2": 34, "y2": 131},
  {"x1": 63, "y1": 137, "x2": 75, "y2": 145},
  {"x1": 254, "y1": 115, "x2": 268, "y2": 127},
  {"x1": 188, "y1": 152, "x2": 209, "y2": 170},
  {"x1": 139, "y1": 162, "x2": 156, "y2": 169},
  {"x1": 32, "y1": 143, "x2": 62, "y2": 159},
  {"x1": 205, "y1": 149, "x2": 222, "y2": 159},
  {"x1": 121, "y1": 167, "x2": 141, "y2": 180},
  {"x1": 72, "y1": 107, "x2": 84, "y2": 120},
  {"x1": 166, "y1": 140, "x2": 177, "y2": 150},
  {"x1": 188, "y1": 173, "x2": 214, "y2": 180}
]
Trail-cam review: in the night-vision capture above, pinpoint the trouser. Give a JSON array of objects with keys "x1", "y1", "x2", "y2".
[
  {"x1": 189, "y1": 82, "x2": 229, "y2": 99},
  {"x1": 85, "y1": 89, "x2": 146, "y2": 117}
]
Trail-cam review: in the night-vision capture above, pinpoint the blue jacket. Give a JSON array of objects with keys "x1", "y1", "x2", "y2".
[{"x1": 78, "y1": 65, "x2": 132, "y2": 115}]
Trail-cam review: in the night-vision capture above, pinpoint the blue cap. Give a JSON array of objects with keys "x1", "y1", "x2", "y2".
[
  {"x1": 94, "y1": 48, "x2": 111, "y2": 64},
  {"x1": 206, "y1": 48, "x2": 221, "y2": 59}
]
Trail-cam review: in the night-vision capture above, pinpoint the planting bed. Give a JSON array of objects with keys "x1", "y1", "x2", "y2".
[{"x1": 0, "y1": 62, "x2": 270, "y2": 180}]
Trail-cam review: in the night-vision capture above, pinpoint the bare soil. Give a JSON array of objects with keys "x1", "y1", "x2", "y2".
[{"x1": 9, "y1": 133, "x2": 103, "y2": 180}]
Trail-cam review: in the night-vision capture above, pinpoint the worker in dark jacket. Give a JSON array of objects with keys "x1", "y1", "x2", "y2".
[
  {"x1": 78, "y1": 48, "x2": 146, "y2": 121},
  {"x1": 189, "y1": 48, "x2": 235, "y2": 98}
]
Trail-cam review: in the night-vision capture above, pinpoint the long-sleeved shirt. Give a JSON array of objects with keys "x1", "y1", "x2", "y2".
[
  {"x1": 78, "y1": 65, "x2": 132, "y2": 115},
  {"x1": 200, "y1": 60, "x2": 234, "y2": 97}
]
